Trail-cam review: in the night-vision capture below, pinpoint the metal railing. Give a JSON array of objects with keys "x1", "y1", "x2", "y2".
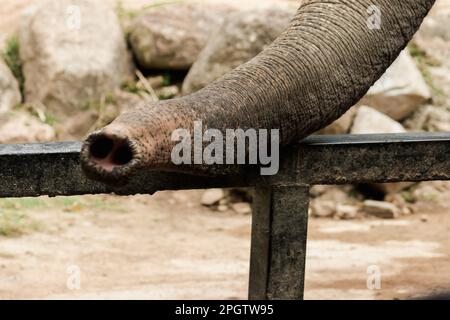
[{"x1": 1, "y1": 132, "x2": 449, "y2": 299}]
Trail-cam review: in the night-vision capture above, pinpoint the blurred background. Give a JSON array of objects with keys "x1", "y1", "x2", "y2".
[{"x1": 0, "y1": 0, "x2": 450, "y2": 299}]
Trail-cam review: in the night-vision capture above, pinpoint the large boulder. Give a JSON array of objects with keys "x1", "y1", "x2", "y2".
[
  {"x1": 351, "y1": 106, "x2": 406, "y2": 134},
  {"x1": 414, "y1": 12, "x2": 450, "y2": 68},
  {"x1": 129, "y1": 3, "x2": 233, "y2": 71},
  {"x1": 362, "y1": 200, "x2": 399, "y2": 219},
  {"x1": 405, "y1": 105, "x2": 450, "y2": 132},
  {"x1": 182, "y1": 7, "x2": 295, "y2": 94},
  {"x1": 413, "y1": 12, "x2": 450, "y2": 106},
  {"x1": 0, "y1": 58, "x2": 21, "y2": 113},
  {"x1": 358, "y1": 50, "x2": 431, "y2": 121},
  {"x1": 57, "y1": 90, "x2": 146, "y2": 141},
  {"x1": 0, "y1": 110, "x2": 55, "y2": 143},
  {"x1": 19, "y1": 0, "x2": 133, "y2": 118},
  {"x1": 316, "y1": 107, "x2": 359, "y2": 135},
  {"x1": 351, "y1": 106, "x2": 415, "y2": 195}
]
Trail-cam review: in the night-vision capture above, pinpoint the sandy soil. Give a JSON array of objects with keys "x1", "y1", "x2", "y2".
[{"x1": 0, "y1": 190, "x2": 449, "y2": 300}]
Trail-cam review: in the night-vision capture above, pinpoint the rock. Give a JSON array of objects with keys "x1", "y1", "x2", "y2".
[
  {"x1": 358, "y1": 50, "x2": 431, "y2": 120},
  {"x1": 405, "y1": 105, "x2": 450, "y2": 132},
  {"x1": 351, "y1": 106, "x2": 406, "y2": 134},
  {"x1": 315, "y1": 185, "x2": 352, "y2": 203},
  {"x1": 420, "y1": 215, "x2": 429, "y2": 223},
  {"x1": 310, "y1": 185, "x2": 329, "y2": 198},
  {"x1": 310, "y1": 185, "x2": 362, "y2": 218},
  {"x1": 59, "y1": 108, "x2": 98, "y2": 140},
  {"x1": 231, "y1": 202, "x2": 252, "y2": 215},
  {"x1": 0, "y1": 110, "x2": 55, "y2": 143},
  {"x1": 129, "y1": 3, "x2": 232, "y2": 70},
  {"x1": 182, "y1": 7, "x2": 295, "y2": 94},
  {"x1": 335, "y1": 204, "x2": 359, "y2": 220},
  {"x1": 414, "y1": 12, "x2": 450, "y2": 68},
  {"x1": 317, "y1": 107, "x2": 359, "y2": 135},
  {"x1": 201, "y1": 189, "x2": 225, "y2": 206},
  {"x1": 58, "y1": 90, "x2": 145, "y2": 140},
  {"x1": 401, "y1": 206, "x2": 413, "y2": 216},
  {"x1": 362, "y1": 200, "x2": 399, "y2": 219},
  {"x1": 413, "y1": 12, "x2": 450, "y2": 106},
  {"x1": 0, "y1": 58, "x2": 21, "y2": 113},
  {"x1": 310, "y1": 200, "x2": 336, "y2": 218},
  {"x1": 385, "y1": 193, "x2": 414, "y2": 216},
  {"x1": 147, "y1": 75, "x2": 165, "y2": 89},
  {"x1": 412, "y1": 181, "x2": 450, "y2": 203},
  {"x1": 19, "y1": 0, "x2": 133, "y2": 118},
  {"x1": 217, "y1": 205, "x2": 229, "y2": 212}
]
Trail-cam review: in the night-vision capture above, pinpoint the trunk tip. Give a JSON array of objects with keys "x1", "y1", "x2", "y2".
[{"x1": 81, "y1": 131, "x2": 140, "y2": 185}]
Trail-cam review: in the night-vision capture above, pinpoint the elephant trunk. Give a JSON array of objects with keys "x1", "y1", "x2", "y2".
[{"x1": 81, "y1": 0, "x2": 436, "y2": 184}]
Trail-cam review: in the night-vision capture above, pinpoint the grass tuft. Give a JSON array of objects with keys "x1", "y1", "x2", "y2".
[{"x1": 2, "y1": 36, "x2": 25, "y2": 97}]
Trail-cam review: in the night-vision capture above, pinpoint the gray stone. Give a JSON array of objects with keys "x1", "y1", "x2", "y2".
[
  {"x1": 19, "y1": 0, "x2": 133, "y2": 118},
  {"x1": 217, "y1": 204, "x2": 229, "y2": 212},
  {"x1": 182, "y1": 7, "x2": 294, "y2": 94},
  {"x1": 317, "y1": 107, "x2": 359, "y2": 135},
  {"x1": 231, "y1": 202, "x2": 252, "y2": 215},
  {"x1": 351, "y1": 106, "x2": 406, "y2": 134},
  {"x1": 413, "y1": 12, "x2": 450, "y2": 106},
  {"x1": 201, "y1": 189, "x2": 225, "y2": 206},
  {"x1": 358, "y1": 50, "x2": 431, "y2": 120},
  {"x1": 412, "y1": 181, "x2": 450, "y2": 203},
  {"x1": 335, "y1": 204, "x2": 359, "y2": 220},
  {"x1": 414, "y1": 12, "x2": 450, "y2": 67},
  {"x1": 129, "y1": 3, "x2": 232, "y2": 71},
  {"x1": 0, "y1": 110, "x2": 55, "y2": 143},
  {"x1": 405, "y1": 105, "x2": 450, "y2": 132},
  {"x1": 363, "y1": 200, "x2": 399, "y2": 219},
  {"x1": 310, "y1": 200, "x2": 336, "y2": 218}
]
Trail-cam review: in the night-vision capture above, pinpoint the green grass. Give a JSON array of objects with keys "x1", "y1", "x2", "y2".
[
  {"x1": 400, "y1": 191, "x2": 416, "y2": 204},
  {"x1": 0, "y1": 196, "x2": 125, "y2": 238},
  {"x1": 0, "y1": 198, "x2": 44, "y2": 237},
  {"x1": 116, "y1": 0, "x2": 185, "y2": 25},
  {"x1": 162, "y1": 72, "x2": 172, "y2": 86},
  {"x1": 121, "y1": 80, "x2": 140, "y2": 94},
  {"x1": 4, "y1": 196, "x2": 125, "y2": 212},
  {"x1": 0, "y1": 210, "x2": 40, "y2": 237},
  {"x1": 115, "y1": 1, "x2": 137, "y2": 21},
  {"x1": 142, "y1": 0, "x2": 185, "y2": 10},
  {"x1": 2, "y1": 36, "x2": 25, "y2": 97}
]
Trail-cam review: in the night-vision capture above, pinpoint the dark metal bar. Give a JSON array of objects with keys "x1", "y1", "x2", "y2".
[
  {"x1": 249, "y1": 185, "x2": 310, "y2": 300},
  {"x1": 1, "y1": 132, "x2": 450, "y2": 197},
  {"x1": 248, "y1": 187, "x2": 272, "y2": 300}
]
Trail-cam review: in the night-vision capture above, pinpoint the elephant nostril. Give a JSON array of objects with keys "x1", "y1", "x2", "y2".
[
  {"x1": 112, "y1": 144, "x2": 133, "y2": 165},
  {"x1": 90, "y1": 137, "x2": 114, "y2": 160},
  {"x1": 87, "y1": 134, "x2": 135, "y2": 172}
]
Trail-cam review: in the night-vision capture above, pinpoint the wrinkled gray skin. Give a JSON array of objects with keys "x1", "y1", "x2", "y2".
[{"x1": 81, "y1": 0, "x2": 436, "y2": 185}]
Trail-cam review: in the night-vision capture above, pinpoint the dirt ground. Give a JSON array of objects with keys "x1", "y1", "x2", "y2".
[
  {"x1": 0, "y1": 190, "x2": 450, "y2": 300},
  {"x1": 1, "y1": 0, "x2": 450, "y2": 300}
]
